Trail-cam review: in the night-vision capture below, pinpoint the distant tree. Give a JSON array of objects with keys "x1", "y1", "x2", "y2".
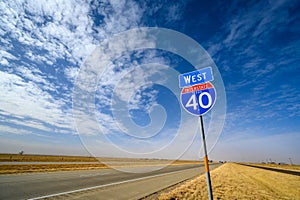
[
  {"x1": 288, "y1": 158, "x2": 294, "y2": 165},
  {"x1": 19, "y1": 150, "x2": 24, "y2": 155}
]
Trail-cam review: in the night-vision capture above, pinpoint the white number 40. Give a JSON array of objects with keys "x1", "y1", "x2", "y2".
[{"x1": 185, "y1": 92, "x2": 212, "y2": 110}]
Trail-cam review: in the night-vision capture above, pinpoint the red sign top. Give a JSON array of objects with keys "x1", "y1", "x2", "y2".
[{"x1": 181, "y1": 82, "x2": 213, "y2": 94}]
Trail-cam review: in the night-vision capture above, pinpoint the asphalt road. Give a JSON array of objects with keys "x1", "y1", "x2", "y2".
[{"x1": 0, "y1": 163, "x2": 221, "y2": 200}]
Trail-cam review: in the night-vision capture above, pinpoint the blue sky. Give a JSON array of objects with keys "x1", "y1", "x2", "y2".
[{"x1": 0, "y1": 0, "x2": 299, "y2": 164}]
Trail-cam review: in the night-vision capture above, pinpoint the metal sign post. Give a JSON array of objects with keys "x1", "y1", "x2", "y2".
[
  {"x1": 179, "y1": 67, "x2": 215, "y2": 200},
  {"x1": 199, "y1": 115, "x2": 213, "y2": 200}
]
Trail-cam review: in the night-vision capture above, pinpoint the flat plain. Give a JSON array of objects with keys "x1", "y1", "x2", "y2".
[
  {"x1": 0, "y1": 154, "x2": 201, "y2": 174},
  {"x1": 158, "y1": 163, "x2": 300, "y2": 200},
  {"x1": 2, "y1": 154, "x2": 299, "y2": 199}
]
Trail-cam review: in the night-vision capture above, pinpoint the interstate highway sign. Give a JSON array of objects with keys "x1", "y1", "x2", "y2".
[
  {"x1": 180, "y1": 82, "x2": 216, "y2": 116},
  {"x1": 179, "y1": 67, "x2": 213, "y2": 88}
]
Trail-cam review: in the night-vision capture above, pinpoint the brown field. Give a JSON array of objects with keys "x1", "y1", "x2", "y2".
[
  {"x1": 0, "y1": 154, "x2": 201, "y2": 174},
  {"x1": 0, "y1": 153, "x2": 98, "y2": 162},
  {"x1": 158, "y1": 163, "x2": 300, "y2": 200},
  {"x1": 0, "y1": 163, "x2": 109, "y2": 174},
  {"x1": 0, "y1": 153, "x2": 201, "y2": 163}
]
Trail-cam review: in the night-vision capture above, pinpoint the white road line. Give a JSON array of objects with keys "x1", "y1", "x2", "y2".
[{"x1": 28, "y1": 167, "x2": 197, "y2": 200}]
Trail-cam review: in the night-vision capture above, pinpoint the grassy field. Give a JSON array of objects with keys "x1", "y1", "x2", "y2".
[{"x1": 158, "y1": 163, "x2": 300, "y2": 200}]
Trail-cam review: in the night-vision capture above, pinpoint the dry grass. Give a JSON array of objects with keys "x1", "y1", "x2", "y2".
[
  {"x1": 172, "y1": 160, "x2": 202, "y2": 165},
  {"x1": 0, "y1": 163, "x2": 109, "y2": 174},
  {"x1": 159, "y1": 163, "x2": 300, "y2": 200},
  {"x1": 0, "y1": 154, "x2": 98, "y2": 162}
]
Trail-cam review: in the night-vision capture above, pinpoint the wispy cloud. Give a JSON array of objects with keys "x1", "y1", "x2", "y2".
[
  {"x1": 1, "y1": 0, "x2": 190, "y2": 158},
  {"x1": 0, "y1": 71, "x2": 73, "y2": 134},
  {"x1": 207, "y1": 0, "x2": 299, "y2": 76},
  {"x1": 202, "y1": 0, "x2": 300, "y2": 142},
  {"x1": 0, "y1": 0, "x2": 149, "y2": 138}
]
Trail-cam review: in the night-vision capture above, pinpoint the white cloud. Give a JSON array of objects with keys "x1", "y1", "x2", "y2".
[
  {"x1": 0, "y1": 0, "x2": 147, "y2": 137},
  {"x1": 0, "y1": 50, "x2": 17, "y2": 60},
  {"x1": 165, "y1": 4, "x2": 183, "y2": 23},
  {"x1": 0, "y1": 124, "x2": 53, "y2": 138},
  {"x1": 0, "y1": 58, "x2": 9, "y2": 66},
  {"x1": 0, "y1": 0, "x2": 96, "y2": 66},
  {"x1": 64, "y1": 67, "x2": 79, "y2": 81},
  {"x1": 0, "y1": 0, "x2": 198, "y2": 160},
  {"x1": 0, "y1": 125, "x2": 33, "y2": 135},
  {"x1": 0, "y1": 71, "x2": 73, "y2": 134}
]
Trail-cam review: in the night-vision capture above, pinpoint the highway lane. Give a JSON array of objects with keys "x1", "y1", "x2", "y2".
[{"x1": 0, "y1": 163, "x2": 221, "y2": 200}]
